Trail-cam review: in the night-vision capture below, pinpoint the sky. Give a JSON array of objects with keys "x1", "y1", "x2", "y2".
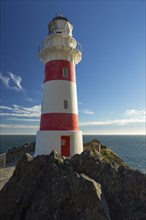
[{"x1": 0, "y1": 0, "x2": 145, "y2": 135}]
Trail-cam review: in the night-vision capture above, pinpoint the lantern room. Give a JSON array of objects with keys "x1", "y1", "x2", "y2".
[{"x1": 48, "y1": 15, "x2": 73, "y2": 37}]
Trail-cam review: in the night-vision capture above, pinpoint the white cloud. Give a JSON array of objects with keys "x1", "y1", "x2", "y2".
[
  {"x1": 0, "y1": 72, "x2": 24, "y2": 91},
  {"x1": 0, "y1": 104, "x2": 41, "y2": 118},
  {"x1": 0, "y1": 72, "x2": 34, "y2": 102},
  {"x1": 0, "y1": 73, "x2": 10, "y2": 87},
  {"x1": 1, "y1": 124, "x2": 39, "y2": 129},
  {"x1": 79, "y1": 109, "x2": 95, "y2": 115},
  {"x1": 8, "y1": 72, "x2": 23, "y2": 91},
  {"x1": 80, "y1": 118, "x2": 145, "y2": 127},
  {"x1": 124, "y1": 109, "x2": 146, "y2": 118},
  {"x1": 6, "y1": 117, "x2": 40, "y2": 122},
  {"x1": 0, "y1": 104, "x2": 40, "y2": 133},
  {"x1": 0, "y1": 106, "x2": 12, "y2": 111},
  {"x1": 25, "y1": 97, "x2": 34, "y2": 102},
  {"x1": 80, "y1": 109, "x2": 146, "y2": 127}
]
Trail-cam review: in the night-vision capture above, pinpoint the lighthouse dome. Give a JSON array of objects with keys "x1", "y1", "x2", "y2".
[
  {"x1": 51, "y1": 15, "x2": 70, "y2": 22},
  {"x1": 48, "y1": 15, "x2": 73, "y2": 37}
]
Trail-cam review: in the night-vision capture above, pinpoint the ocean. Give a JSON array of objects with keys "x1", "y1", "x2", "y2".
[{"x1": 0, "y1": 135, "x2": 145, "y2": 173}]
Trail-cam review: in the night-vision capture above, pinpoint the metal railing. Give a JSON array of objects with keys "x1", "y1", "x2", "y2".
[{"x1": 38, "y1": 36, "x2": 82, "y2": 54}]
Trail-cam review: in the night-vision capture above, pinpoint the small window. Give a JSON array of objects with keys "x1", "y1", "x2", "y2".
[
  {"x1": 64, "y1": 100, "x2": 68, "y2": 109},
  {"x1": 63, "y1": 68, "x2": 68, "y2": 77}
]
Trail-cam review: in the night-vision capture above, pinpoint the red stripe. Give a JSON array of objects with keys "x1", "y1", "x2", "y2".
[
  {"x1": 44, "y1": 60, "x2": 76, "y2": 83},
  {"x1": 40, "y1": 113, "x2": 79, "y2": 130}
]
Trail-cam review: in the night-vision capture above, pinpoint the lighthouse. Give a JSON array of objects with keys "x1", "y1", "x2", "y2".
[{"x1": 35, "y1": 16, "x2": 83, "y2": 157}]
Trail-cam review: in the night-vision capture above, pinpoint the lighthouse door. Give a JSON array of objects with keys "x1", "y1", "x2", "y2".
[{"x1": 61, "y1": 136, "x2": 70, "y2": 157}]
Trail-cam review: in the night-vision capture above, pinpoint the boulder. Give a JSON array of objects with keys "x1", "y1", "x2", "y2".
[
  {"x1": 0, "y1": 152, "x2": 109, "y2": 220},
  {"x1": 0, "y1": 140, "x2": 146, "y2": 220},
  {"x1": 70, "y1": 148, "x2": 146, "y2": 220}
]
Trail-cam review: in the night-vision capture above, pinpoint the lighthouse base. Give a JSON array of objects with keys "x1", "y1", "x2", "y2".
[{"x1": 35, "y1": 130, "x2": 83, "y2": 157}]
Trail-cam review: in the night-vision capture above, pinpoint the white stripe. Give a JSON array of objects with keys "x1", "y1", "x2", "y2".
[
  {"x1": 35, "y1": 130, "x2": 83, "y2": 157},
  {"x1": 42, "y1": 80, "x2": 78, "y2": 114}
]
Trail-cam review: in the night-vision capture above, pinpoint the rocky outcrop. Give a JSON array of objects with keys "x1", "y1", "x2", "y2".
[
  {"x1": 70, "y1": 150, "x2": 146, "y2": 220},
  {"x1": 0, "y1": 140, "x2": 146, "y2": 220}
]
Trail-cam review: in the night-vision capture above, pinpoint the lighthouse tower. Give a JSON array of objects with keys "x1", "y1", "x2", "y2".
[{"x1": 35, "y1": 16, "x2": 83, "y2": 157}]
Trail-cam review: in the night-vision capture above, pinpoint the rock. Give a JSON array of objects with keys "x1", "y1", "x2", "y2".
[
  {"x1": 83, "y1": 139, "x2": 127, "y2": 169},
  {"x1": 70, "y1": 149, "x2": 146, "y2": 220},
  {"x1": 0, "y1": 153, "x2": 109, "y2": 220},
  {"x1": 25, "y1": 153, "x2": 33, "y2": 161},
  {"x1": 0, "y1": 140, "x2": 146, "y2": 220}
]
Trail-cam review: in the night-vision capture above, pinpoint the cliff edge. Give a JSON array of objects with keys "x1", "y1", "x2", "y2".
[{"x1": 0, "y1": 140, "x2": 146, "y2": 220}]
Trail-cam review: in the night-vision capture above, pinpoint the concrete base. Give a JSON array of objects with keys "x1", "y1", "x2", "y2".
[{"x1": 35, "y1": 130, "x2": 83, "y2": 157}]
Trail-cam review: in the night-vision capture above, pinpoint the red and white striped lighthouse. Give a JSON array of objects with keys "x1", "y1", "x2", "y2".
[{"x1": 35, "y1": 16, "x2": 83, "y2": 157}]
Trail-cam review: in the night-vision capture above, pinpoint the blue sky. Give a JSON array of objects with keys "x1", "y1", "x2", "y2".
[{"x1": 0, "y1": 0, "x2": 145, "y2": 135}]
